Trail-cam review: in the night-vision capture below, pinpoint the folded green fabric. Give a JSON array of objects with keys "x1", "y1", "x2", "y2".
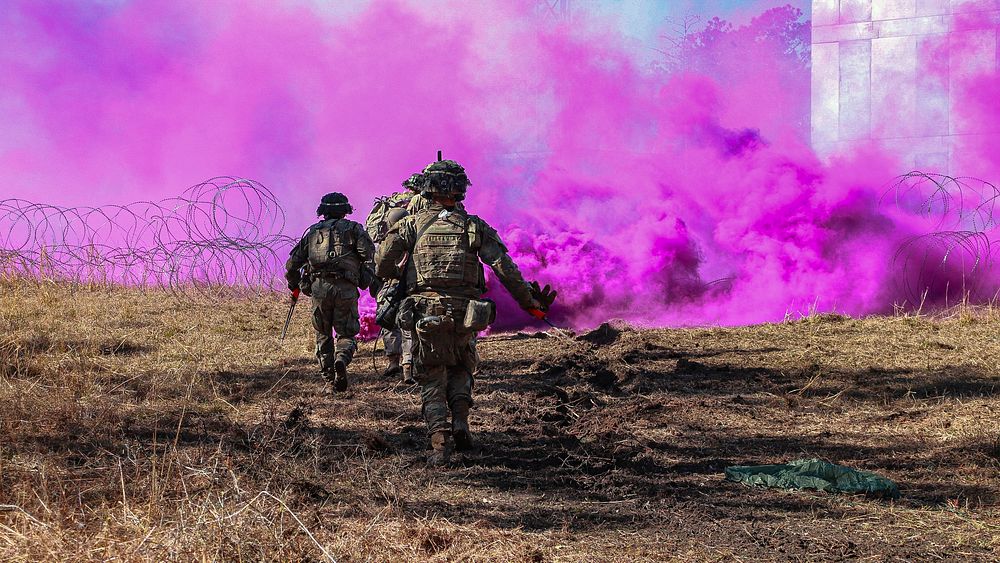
[{"x1": 725, "y1": 458, "x2": 900, "y2": 499}]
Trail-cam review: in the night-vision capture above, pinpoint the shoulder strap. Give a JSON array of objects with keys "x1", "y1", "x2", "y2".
[
  {"x1": 413, "y1": 214, "x2": 439, "y2": 246},
  {"x1": 401, "y1": 214, "x2": 441, "y2": 280}
]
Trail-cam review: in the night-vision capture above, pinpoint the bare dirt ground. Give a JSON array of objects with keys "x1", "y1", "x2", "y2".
[{"x1": 1, "y1": 282, "x2": 998, "y2": 561}]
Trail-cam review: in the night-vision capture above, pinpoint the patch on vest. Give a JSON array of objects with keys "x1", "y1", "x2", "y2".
[{"x1": 423, "y1": 234, "x2": 463, "y2": 245}]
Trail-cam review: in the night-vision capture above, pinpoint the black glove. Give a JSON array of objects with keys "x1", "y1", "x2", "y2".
[
  {"x1": 529, "y1": 281, "x2": 557, "y2": 312},
  {"x1": 368, "y1": 276, "x2": 384, "y2": 299},
  {"x1": 285, "y1": 269, "x2": 301, "y2": 292}
]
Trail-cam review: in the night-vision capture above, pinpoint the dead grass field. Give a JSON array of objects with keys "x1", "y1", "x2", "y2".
[{"x1": 1, "y1": 281, "x2": 998, "y2": 561}]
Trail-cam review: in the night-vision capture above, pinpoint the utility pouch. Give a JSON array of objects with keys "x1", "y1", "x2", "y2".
[
  {"x1": 415, "y1": 314, "x2": 457, "y2": 366},
  {"x1": 299, "y1": 270, "x2": 313, "y2": 297},
  {"x1": 461, "y1": 298, "x2": 496, "y2": 333},
  {"x1": 395, "y1": 296, "x2": 418, "y2": 332}
]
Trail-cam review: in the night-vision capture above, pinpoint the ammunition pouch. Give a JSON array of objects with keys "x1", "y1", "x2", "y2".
[
  {"x1": 408, "y1": 295, "x2": 468, "y2": 366},
  {"x1": 461, "y1": 298, "x2": 496, "y2": 333},
  {"x1": 298, "y1": 270, "x2": 313, "y2": 297}
]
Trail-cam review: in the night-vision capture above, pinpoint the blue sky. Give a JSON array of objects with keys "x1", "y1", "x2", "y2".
[{"x1": 594, "y1": 0, "x2": 810, "y2": 42}]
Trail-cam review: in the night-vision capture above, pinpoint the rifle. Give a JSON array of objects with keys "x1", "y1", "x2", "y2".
[
  {"x1": 280, "y1": 288, "x2": 301, "y2": 341},
  {"x1": 375, "y1": 262, "x2": 409, "y2": 330}
]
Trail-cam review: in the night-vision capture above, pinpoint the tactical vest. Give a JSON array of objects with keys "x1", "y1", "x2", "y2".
[
  {"x1": 411, "y1": 211, "x2": 485, "y2": 293},
  {"x1": 307, "y1": 219, "x2": 362, "y2": 284}
]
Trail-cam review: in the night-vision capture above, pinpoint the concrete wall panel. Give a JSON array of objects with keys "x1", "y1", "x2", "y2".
[
  {"x1": 915, "y1": 34, "x2": 951, "y2": 136},
  {"x1": 839, "y1": 40, "x2": 873, "y2": 140},
  {"x1": 842, "y1": 0, "x2": 874, "y2": 22},
  {"x1": 813, "y1": 21, "x2": 875, "y2": 42},
  {"x1": 812, "y1": 0, "x2": 1000, "y2": 174},
  {"x1": 814, "y1": 0, "x2": 842, "y2": 26},
  {"x1": 812, "y1": 42, "x2": 842, "y2": 147},
  {"x1": 949, "y1": 28, "x2": 997, "y2": 134},
  {"x1": 916, "y1": 0, "x2": 951, "y2": 16},
  {"x1": 875, "y1": 15, "x2": 950, "y2": 36},
  {"x1": 875, "y1": 0, "x2": 916, "y2": 20},
  {"x1": 872, "y1": 36, "x2": 918, "y2": 138},
  {"x1": 950, "y1": 0, "x2": 1000, "y2": 14}
]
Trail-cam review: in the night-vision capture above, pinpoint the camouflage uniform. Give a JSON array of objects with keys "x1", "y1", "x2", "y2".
[
  {"x1": 286, "y1": 198, "x2": 375, "y2": 385},
  {"x1": 375, "y1": 195, "x2": 539, "y2": 463},
  {"x1": 366, "y1": 181, "x2": 425, "y2": 378},
  {"x1": 404, "y1": 192, "x2": 476, "y2": 377}
]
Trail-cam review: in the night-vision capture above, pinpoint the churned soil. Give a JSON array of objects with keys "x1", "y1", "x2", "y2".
[{"x1": 1, "y1": 282, "x2": 998, "y2": 561}]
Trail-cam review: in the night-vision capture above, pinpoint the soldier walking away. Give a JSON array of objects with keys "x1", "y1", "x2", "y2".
[
  {"x1": 366, "y1": 174, "x2": 423, "y2": 383},
  {"x1": 375, "y1": 159, "x2": 556, "y2": 466},
  {"x1": 286, "y1": 193, "x2": 376, "y2": 392}
]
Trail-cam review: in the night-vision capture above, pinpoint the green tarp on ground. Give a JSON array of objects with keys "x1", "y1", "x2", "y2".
[{"x1": 725, "y1": 458, "x2": 900, "y2": 499}]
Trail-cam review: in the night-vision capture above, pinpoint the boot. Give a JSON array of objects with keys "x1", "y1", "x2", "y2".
[
  {"x1": 333, "y1": 359, "x2": 349, "y2": 392},
  {"x1": 321, "y1": 366, "x2": 336, "y2": 385},
  {"x1": 382, "y1": 354, "x2": 402, "y2": 378},
  {"x1": 427, "y1": 431, "x2": 453, "y2": 466},
  {"x1": 401, "y1": 363, "x2": 416, "y2": 385},
  {"x1": 452, "y1": 404, "x2": 473, "y2": 451}
]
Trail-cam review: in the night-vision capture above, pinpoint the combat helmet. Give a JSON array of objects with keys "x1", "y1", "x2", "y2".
[
  {"x1": 401, "y1": 173, "x2": 423, "y2": 193},
  {"x1": 421, "y1": 159, "x2": 470, "y2": 202},
  {"x1": 317, "y1": 192, "x2": 353, "y2": 217}
]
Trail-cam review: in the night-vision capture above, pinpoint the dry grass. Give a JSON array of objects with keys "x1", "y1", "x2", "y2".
[{"x1": 1, "y1": 281, "x2": 998, "y2": 561}]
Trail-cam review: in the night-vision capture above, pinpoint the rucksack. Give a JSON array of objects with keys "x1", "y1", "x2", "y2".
[
  {"x1": 306, "y1": 218, "x2": 363, "y2": 285},
  {"x1": 366, "y1": 192, "x2": 413, "y2": 244}
]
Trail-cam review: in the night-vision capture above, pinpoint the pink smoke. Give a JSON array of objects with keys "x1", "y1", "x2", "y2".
[{"x1": 1, "y1": 1, "x2": 999, "y2": 331}]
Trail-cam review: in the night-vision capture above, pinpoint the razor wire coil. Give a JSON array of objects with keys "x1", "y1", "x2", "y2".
[
  {"x1": 884, "y1": 171, "x2": 1000, "y2": 306},
  {"x1": 0, "y1": 177, "x2": 297, "y2": 299}
]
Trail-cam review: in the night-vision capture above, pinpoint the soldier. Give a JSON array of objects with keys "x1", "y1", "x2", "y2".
[
  {"x1": 375, "y1": 159, "x2": 556, "y2": 465},
  {"x1": 404, "y1": 174, "x2": 480, "y2": 382},
  {"x1": 286, "y1": 192, "x2": 375, "y2": 391},
  {"x1": 405, "y1": 175, "x2": 465, "y2": 215},
  {"x1": 366, "y1": 174, "x2": 423, "y2": 383}
]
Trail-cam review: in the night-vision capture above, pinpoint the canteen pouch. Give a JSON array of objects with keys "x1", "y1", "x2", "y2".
[
  {"x1": 414, "y1": 313, "x2": 457, "y2": 366},
  {"x1": 462, "y1": 298, "x2": 496, "y2": 333}
]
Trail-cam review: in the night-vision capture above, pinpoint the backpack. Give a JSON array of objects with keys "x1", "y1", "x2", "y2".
[
  {"x1": 306, "y1": 218, "x2": 363, "y2": 285},
  {"x1": 366, "y1": 192, "x2": 413, "y2": 244}
]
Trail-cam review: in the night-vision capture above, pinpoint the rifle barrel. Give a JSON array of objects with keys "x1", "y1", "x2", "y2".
[{"x1": 280, "y1": 298, "x2": 297, "y2": 341}]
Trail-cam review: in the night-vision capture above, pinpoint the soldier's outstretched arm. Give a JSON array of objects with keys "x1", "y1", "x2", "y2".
[
  {"x1": 284, "y1": 237, "x2": 309, "y2": 289},
  {"x1": 477, "y1": 226, "x2": 539, "y2": 311},
  {"x1": 374, "y1": 222, "x2": 411, "y2": 280}
]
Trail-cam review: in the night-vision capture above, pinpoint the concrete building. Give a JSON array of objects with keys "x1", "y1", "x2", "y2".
[{"x1": 811, "y1": 0, "x2": 1000, "y2": 174}]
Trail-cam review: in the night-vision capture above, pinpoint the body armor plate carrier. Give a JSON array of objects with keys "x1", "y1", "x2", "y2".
[{"x1": 412, "y1": 212, "x2": 485, "y2": 293}]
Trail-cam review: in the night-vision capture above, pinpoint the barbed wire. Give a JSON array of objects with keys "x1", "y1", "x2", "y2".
[
  {"x1": 3, "y1": 171, "x2": 998, "y2": 312},
  {"x1": 884, "y1": 172, "x2": 1000, "y2": 306},
  {"x1": 0, "y1": 177, "x2": 296, "y2": 299}
]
